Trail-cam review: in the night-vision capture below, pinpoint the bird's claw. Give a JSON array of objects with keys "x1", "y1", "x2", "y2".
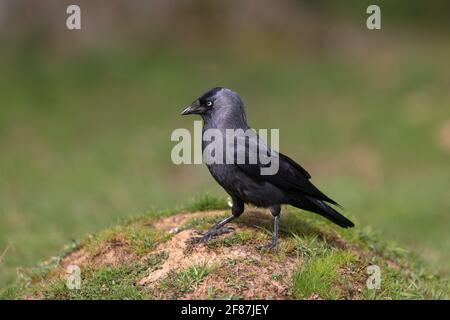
[
  {"x1": 219, "y1": 226, "x2": 235, "y2": 234},
  {"x1": 191, "y1": 229, "x2": 204, "y2": 236},
  {"x1": 188, "y1": 226, "x2": 235, "y2": 244},
  {"x1": 257, "y1": 242, "x2": 278, "y2": 252}
]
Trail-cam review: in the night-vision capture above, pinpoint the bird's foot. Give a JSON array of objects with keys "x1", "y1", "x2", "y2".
[
  {"x1": 256, "y1": 241, "x2": 278, "y2": 252},
  {"x1": 187, "y1": 226, "x2": 235, "y2": 244}
]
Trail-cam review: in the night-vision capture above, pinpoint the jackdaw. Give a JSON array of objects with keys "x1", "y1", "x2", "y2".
[{"x1": 181, "y1": 87, "x2": 354, "y2": 250}]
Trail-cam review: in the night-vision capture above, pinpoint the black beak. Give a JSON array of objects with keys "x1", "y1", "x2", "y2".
[
  {"x1": 180, "y1": 105, "x2": 195, "y2": 115},
  {"x1": 180, "y1": 100, "x2": 202, "y2": 116}
]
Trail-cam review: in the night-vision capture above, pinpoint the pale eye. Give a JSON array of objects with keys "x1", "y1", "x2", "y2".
[{"x1": 206, "y1": 101, "x2": 213, "y2": 107}]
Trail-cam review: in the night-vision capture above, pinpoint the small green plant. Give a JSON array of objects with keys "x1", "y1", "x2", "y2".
[
  {"x1": 226, "y1": 277, "x2": 247, "y2": 290},
  {"x1": 272, "y1": 273, "x2": 282, "y2": 281},
  {"x1": 206, "y1": 286, "x2": 220, "y2": 299},
  {"x1": 175, "y1": 263, "x2": 215, "y2": 291},
  {"x1": 292, "y1": 250, "x2": 355, "y2": 299},
  {"x1": 157, "y1": 263, "x2": 216, "y2": 298},
  {"x1": 0, "y1": 286, "x2": 23, "y2": 300},
  {"x1": 292, "y1": 233, "x2": 330, "y2": 259}
]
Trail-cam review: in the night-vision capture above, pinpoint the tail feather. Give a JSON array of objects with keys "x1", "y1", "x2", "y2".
[{"x1": 290, "y1": 196, "x2": 354, "y2": 228}]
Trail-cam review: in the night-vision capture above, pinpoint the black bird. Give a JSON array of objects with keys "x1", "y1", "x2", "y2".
[{"x1": 181, "y1": 87, "x2": 354, "y2": 250}]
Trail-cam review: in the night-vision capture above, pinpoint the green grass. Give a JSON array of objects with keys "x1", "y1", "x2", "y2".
[
  {"x1": 200, "y1": 230, "x2": 256, "y2": 250},
  {"x1": 292, "y1": 250, "x2": 356, "y2": 299},
  {"x1": 180, "y1": 214, "x2": 229, "y2": 232},
  {"x1": 2, "y1": 250, "x2": 169, "y2": 300},
  {"x1": 157, "y1": 263, "x2": 216, "y2": 299},
  {"x1": 1, "y1": 35, "x2": 450, "y2": 289},
  {"x1": 184, "y1": 194, "x2": 230, "y2": 212},
  {"x1": 44, "y1": 265, "x2": 151, "y2": 300},
  {"x1": 83, "y1": 223, "x2": 169, "y2": 257}
]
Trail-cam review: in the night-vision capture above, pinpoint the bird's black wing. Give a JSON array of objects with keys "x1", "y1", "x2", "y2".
[{"x1": 232, "y1": 133, "x2": 338, "y2": 205}]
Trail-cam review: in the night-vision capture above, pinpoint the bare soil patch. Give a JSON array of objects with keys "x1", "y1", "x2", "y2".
[
  {"x1": 437, "y1": 119, "x2": 450, "y2": 153},
  {"x1": 139, "y1": 211, "x2": 298, "y2": 299}
]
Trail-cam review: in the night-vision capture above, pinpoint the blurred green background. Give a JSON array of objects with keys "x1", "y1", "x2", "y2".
[{"x1": 1, "y1": 0, "x2": 449, "y2": 287}]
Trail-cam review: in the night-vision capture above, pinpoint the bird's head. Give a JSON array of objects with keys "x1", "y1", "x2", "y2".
[{"x1": 181, "y1": 87, "x2": 247, "y2": 126}]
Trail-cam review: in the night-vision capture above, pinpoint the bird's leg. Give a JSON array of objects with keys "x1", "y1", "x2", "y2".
[
  {"x1": 188, "y1": 197, "x2": 244, "y2": 244},
  {"x1": 257, "y1": 205, "x2": 281, "y2": 251},
  {"x1": 188, "y1": 215, "x2": 236, "y2": 244}
]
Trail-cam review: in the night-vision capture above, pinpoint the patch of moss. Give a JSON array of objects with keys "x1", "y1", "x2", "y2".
[{"x1": 84, "y1": 223, "x2": 170, "y2": 257}]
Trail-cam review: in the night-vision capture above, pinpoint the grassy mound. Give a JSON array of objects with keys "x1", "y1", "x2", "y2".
[{"x1": 1, "y1": 195, "x2": 448, "y2": 300}]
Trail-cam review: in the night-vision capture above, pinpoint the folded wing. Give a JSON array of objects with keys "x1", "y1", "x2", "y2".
[{"x1": 231, "y1": 132, "x2": 339, "y2": 205}]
